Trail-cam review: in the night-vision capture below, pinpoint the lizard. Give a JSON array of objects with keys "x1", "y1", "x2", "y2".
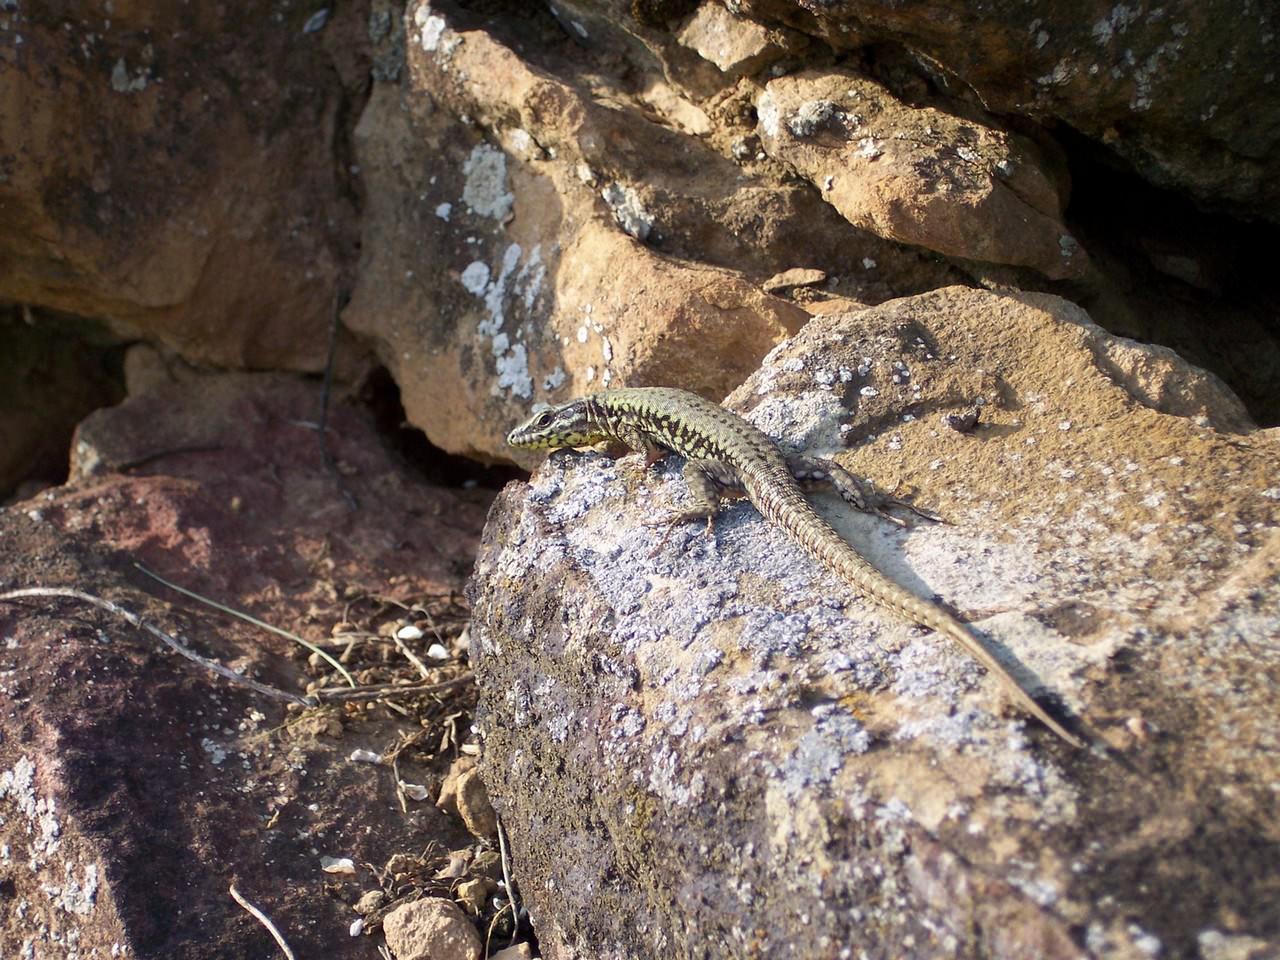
[{"x1": 507, "y1": 385, "x2": 1085, "y2": 749}]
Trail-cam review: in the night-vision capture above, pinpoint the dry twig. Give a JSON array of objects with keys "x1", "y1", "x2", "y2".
[
  {"x1": 229, "y1": 883, "x2": 297, "y2": 960},
  {"x1": 0, "y1": 587, "x2": 310, "y2": 707},
  {"x1": 134, "y1": 563, "x2": 356, "y2": 687}
]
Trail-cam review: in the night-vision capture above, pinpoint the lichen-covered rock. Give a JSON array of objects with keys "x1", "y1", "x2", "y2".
[
  {"x1": 343, "y1": 1, "x2": 960, "y2": 462},
  {"x1": 738, "y1": 0, "x2": 1280, "y2": 222},
  {"x1": 757, "y1": 70, "x2": 1090, "y2": 281},
  {"x1": 468, "y1": 287, "x2": 1279, "y2": 959}
]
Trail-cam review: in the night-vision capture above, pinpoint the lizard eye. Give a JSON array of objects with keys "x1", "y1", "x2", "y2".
[{"x1": 534, "y1": 411, "x2": 554, "y2": 428}]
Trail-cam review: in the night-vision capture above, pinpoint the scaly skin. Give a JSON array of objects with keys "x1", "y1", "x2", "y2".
[{"x1": 508, "y1": 386, "x2": 1084, "y2": 748}]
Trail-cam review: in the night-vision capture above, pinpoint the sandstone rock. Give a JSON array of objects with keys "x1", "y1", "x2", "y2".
[
  {"x1": 455, "y1": 877, "x2": 498, "y2": 915},
  {"x1": 383, "y1": 897, "x2": 483, "y2": 960},
  {"x1": 490, "y1": 943, "x2": 535, "y2": 960},
  {"x1": 0, "y1": 372, "x2": 484, "y2": 957},
  {"x1": 757, "y1": 69, "x2": 1089, "y2": 281},
  {"x1": 675, "y1": 1, "x2": 800, "y2": 77},
  {"x1": 468, "y1": 286, "x2": 1279, "y2": 958},
  {"x1": 761, "y1": 267, "x2": 827, "y2": 292},
  {"x1": 0, "y1": 3, "x2": 365, "y2": 370},
  {"x1": 738, "y1": 0, "x2": 1280, "y2": 221},
  {"x1": 438, "y1": 757, "x2": 499, "y2": 840},
  {"x1": 344, "y1": 2, "x2": 961, "y2": 462}
]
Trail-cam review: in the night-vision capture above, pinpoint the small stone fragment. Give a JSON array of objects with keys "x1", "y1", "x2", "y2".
[
  {"x1": 454, "y1": 767, "x2": 499, "y2": 839},
  {"x1": 355, "y1": 889, "x2": 387, "y2": 915},
  {"x1": 400, "y1": 781, "x2": 431, "y2": 801},
  {"x1": 436, "y1": 756, "x2": 477, "y2": 814},
  {"x1": 945, "y1": 409, "x2": 981, "y2": 433},
  {"x1": 321, "y1": 856, "x2": 356, "y2": 874},
  {"x1": 382, "y1": 897, "x2": 483, "y2": 960},
  {"x1": 489, "y1": 944, "x2": 534, "y2": 960},
  {"x1": 349, "y1": 748, "x2": 383, "y2": 764},
  {"x1": 396, "y1": 624, "x2": 425, "y2": 641},
  {"x1": 676, "y1": 2, "x2": 789, "y2": 76},
  {"x1": 470, "y1": 850, "x2": 504, "y2": 880},
  {"x1": 762, "y1": 268, "x2": 827, "y2": 292},
  {"x1": 455, "y1": 876, "x2": 498, "y2": 914}
]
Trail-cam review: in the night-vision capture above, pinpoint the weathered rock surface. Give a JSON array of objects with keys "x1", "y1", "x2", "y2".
[
  {"x1": 343, "y1": 0, "x2": 965, "y2": 462},
  {"x1": 0, "y1": 3, "x2": 364, "y2": 370},
  {"x1": 468, "y1": 287, "x2": 1279, "y2": 958},
  {"x1": 0, "y1": 372, "x2": 490, "y2": 957},
  {"x1": 383, "y1": 897, "x2": 483, "y2": 960},
  {"x1": 757, "y1": 69, "x2": 1089, "y2": 282},
  {"x1": 738, "y1": 0, "x2": 1280, "y2": 222}
]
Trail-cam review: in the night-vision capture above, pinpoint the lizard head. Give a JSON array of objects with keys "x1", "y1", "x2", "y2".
[{"x1": 507, "y1": 398, "x2": 609, "y2": 451}]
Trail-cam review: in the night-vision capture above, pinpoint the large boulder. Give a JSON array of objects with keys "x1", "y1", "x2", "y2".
[{"x1": 468, "y1": 286, "x2": 1278, "y2": 958}]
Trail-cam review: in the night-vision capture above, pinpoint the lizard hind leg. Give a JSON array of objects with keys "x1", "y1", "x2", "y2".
[
  {"x1": 647, "y1": 459, "x2": 742, "y2": 555},
  {"x1": 788, "y1": 455, "x2": 942, "y2": 525}
]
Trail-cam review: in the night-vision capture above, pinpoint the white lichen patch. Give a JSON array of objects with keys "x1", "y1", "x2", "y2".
[
  {"x1": 462, "y1": 144, "x2": 514, "y2": 221},
  {"x1": 601, "y1": 182, "x2": 654, "y2": 241},
  {"x1": 0, "y1": 756, "x2": 62, "y2": 868},
  {"x1": 457, "y1": 243, "x2": 546, "y2": 398},
  {"x1": 413, "y1": 5, "x2": 446, "y2": 51}
]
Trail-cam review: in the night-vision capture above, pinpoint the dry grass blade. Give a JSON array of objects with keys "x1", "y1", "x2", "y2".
[
  {"x1": 0, "y1": 586, "x2": 311, "y2": 707},
  {"x1": 134, "y1": 562, "x2": 357, "y2": 687},
  {"x1": 315, "y1": 674, "x2": 474, "y2": 703}
]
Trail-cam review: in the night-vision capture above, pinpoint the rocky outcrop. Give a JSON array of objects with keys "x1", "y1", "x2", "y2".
[
  {"x1": 0, "y1": 370, "x2": 491, "y2": 958},
  {"x1": 343, "y1": 2, "x2": 966, "y2": 463},
  {"x1": 737, "y1": 0, "x2": 1280, "y2": 222},
  {"x1": 0, "y1": 3, "x2": 363, "y2": 370},
  {"x1": 468, "y1": 287, "x2": 1279, "y2": 959}
]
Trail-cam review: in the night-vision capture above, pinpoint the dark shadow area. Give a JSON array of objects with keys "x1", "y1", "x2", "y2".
[
  {"x1": 357, "y1": 366, "x2": 525, "y2": 489},
  {"x1": 1058, "y1": 125, "x2": 1280, "y2": 426},
  {"x1": 0, "y1": 305, "x2": 128, "y2": 502}
]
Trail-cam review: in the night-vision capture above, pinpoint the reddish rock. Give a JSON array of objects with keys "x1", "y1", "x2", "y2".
[{"x1": 0, "y1": 372, "x2": 487, "y2": 958}]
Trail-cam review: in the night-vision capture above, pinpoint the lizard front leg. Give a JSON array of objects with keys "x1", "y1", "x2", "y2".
[
  {"x1": 648, "y1": 459, "x2": 743, "y2": 553},
  {"x1": 787, "y1": 455, "x2": 942, "y2": 525},
  {"x1": 614, "y1": 424, "x2": 669, "y2": 467}
]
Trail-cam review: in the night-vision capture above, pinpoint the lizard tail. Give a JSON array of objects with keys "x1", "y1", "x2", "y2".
[{"x1": 798, "y1": 514, "x2": 1086, "y2": 748}]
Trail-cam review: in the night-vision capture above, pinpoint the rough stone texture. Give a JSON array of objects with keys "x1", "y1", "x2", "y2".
[
  {"x1": 0, "y1": 2, "x2": 364, "y2": 369},
  {"x1": 0, "y1": 372, "x2": 488, "y2": 958},
  {"x1": 757, "y1": 69, "x2": 1089, "y2": 281},
  {"x1": 383, "y1": 897, "x2": 483, "y2": 960},
  {"x1": 739, "y1": 0, "x2": 1280, "y2": 222},
  {"x1": 468, "y1": 287, "x2": 1279, "y2": 959},
  {"x1": 343, "y1": 0, "x2": 963, "y2": 462},
  {"x1": 675, "y1": 2, "x2": 802, "y2": 77}
]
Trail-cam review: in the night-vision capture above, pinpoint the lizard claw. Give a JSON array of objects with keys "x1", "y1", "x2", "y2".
[
  {"x1": 645, "y1": 513, "x2": 714, "y2": 557},
  {"x1": 878, "y1": 481, "x2": 944, "y2": 524}
]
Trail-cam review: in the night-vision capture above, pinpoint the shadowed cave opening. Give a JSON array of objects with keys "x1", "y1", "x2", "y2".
[{"x1": 1058, "y1": 124, "x2": 1280, "y2": 427}]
